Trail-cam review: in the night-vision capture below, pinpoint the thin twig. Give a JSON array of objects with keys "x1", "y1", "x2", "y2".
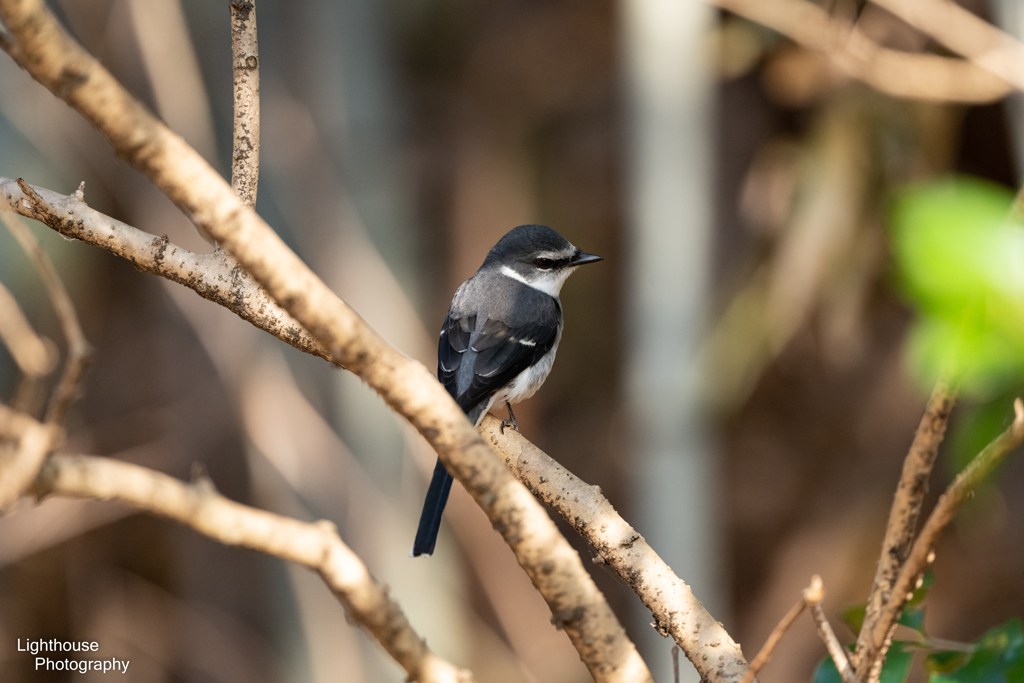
[
  {"x1": 229, "y1": 0, "x2": 259, "y2": 207},
  {"x1": 858, "y1": 398, "x2": 1024, "y2": 682},
  {"x1": 854, "y1": 377, "x2": 956, "y2": 667},
  {"x1": 793, "y1": 576, "x2": 857, "y2": 683},
  {"x1": 0, "y1": 177, "x2": 331, "y2": 363},
  {"x1": 480, "y1": 415, "x2": 751, "y2": 683},
  {"x1": 0, "y1": 3, "x2": 652, "y2": 679},
  {"x1": 0, "y1": 273, "x2": 55, "y2": 377},
  {"x1": 0, "y1": 405, "x2": 58, "y2": 510},
  {"x1": 739, "y1": 578, "x2": 821, "y2": 683},
  {"x1": 711, "y1": 0, "x2": 1012, "y2": 103},
  {"x1": 29, "y1": 451, "x2": 474, "y2": 683},
  {"x1": 0, "y1": 402, "x2": 39, "y2": 440},
  {"x1": 870, "y1": 0, "x2": 1024, "y2": 92},
  {"x1": 810, "y1": 606, "x2": 855, "y2": 683},
  {"x1": 4, "y1": 193, "x2": 93, "y2": 426}
]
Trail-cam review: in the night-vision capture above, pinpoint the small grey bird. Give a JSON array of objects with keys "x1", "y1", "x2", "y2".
[{"x1": 411, "y1": 224, "x2": 602, "y2": 557}]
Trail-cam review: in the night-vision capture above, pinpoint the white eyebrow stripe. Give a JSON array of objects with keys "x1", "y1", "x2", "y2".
[
  {"x1": 500, "y1": 264, "x2": 570, "y2": 297},
  {"x1": 500, "y1": 265, "x2": 531, "y2": 285}
]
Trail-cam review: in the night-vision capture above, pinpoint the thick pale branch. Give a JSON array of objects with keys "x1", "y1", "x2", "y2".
[
  {"x1": 480, "y1": 415, "x2": 750, "y2": 683},
  {"x1": 0, "y1": 177, "x2": 331, "y2": 362},
  {"x1": 229, "y1": 0, "x2": 259, "y2": 207},
  {"x1": 858, "y1": 398, "x2": 1024, "y2": 682},
  {"x1": 2, "y1": 200, "x2": 93, "y2": 426},
  {"x1": 854, "y1": 378, "x2": 956, "y2": 667},
  {"x1": 0, "y1": 3, "x2": 652, "y2": 679},
  {"x1": 711, "y1": 0, "x2": 1012, "y2": 103},
  {"x1": 30, "y1": 452, "x2": 473, "y2": 683}
]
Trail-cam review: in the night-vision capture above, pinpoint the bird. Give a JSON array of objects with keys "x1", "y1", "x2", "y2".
[{"x1": 411, "y1": 224, "x2": 602, "y2": 557}]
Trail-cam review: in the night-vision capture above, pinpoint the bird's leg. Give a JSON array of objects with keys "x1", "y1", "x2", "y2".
[{"x1": 500, "y1": 401, "x2": 519, "y2": 434}]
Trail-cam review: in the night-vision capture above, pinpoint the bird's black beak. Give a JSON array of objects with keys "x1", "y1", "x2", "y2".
[{"x1": 571, "y1": 251, "x2": 603, "y2": 266}]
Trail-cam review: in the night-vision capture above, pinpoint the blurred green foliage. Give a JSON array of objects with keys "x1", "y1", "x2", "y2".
[
  {"x1": 891, "y1": 177, "x2": 1024, "y2": 398},
  {"x1": 928, "y1": 619, "x2": 1024, "y2": 683},
  {"x1": 891, "y1": 176, "x2": 1024, "y2": 478}
]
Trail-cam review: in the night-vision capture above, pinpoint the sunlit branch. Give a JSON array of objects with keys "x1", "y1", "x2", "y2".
[
  {"x1": 480, "y1": 415, "x2": 750, "y2": 683},
  {"x1": 30, "y1": 450, "x2": 475, "y2": 683},
  {"x1": 0, "y1": 177, "x2": 331, "y2": 363},
  {"x1": 711, "y1": 0, "x2": 1012, "y2": 103},
  {"x1": 857, "y1": 398, "x2": 1024, "y2": 682},
  {"x1": 854, "y1": 378, "x2": 957, "y2": 668},
  {"x1": 229, "y1": 0, "x2": 259, "y2": 208},
  {"x1": 0, "y1": 2, "x2": 653, "y2": 679}
]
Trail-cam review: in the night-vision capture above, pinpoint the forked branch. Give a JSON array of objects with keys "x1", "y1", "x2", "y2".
[
  {"x1": 0, "y1": 2, "x2": 654, "y2": 679},
  {"x1": 25, "y1": 449, "x2": 474, "y2": 683},
  {"x1": 854, "y1": 378, "x2": 957, "y2": 667},
  {"x1": 857, "y1": 399, "x2": 1024, "y2": 681}
]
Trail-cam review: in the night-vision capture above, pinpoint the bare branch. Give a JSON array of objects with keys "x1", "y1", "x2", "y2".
[
  {"x1": 0, "y1": 405, "x2": 58, "y2": 510},
  {"x1": 804, "y1": 577, "x2": 855, "y2": 683},
  {"x1": 0, "y1": 402, "x2": 38, "y2": 440},
  {"x1": 0, "y1": 274, "x2": 55, "y2": 378},
  {"x1": 29, "y1": 451, "x2": 473, "y2": 683},
  {"x1": 0, "y1": 3, "x2": 652, "y2": 678},
  {"x1": 479, "y1": 415, "x2": 750, "y2": 683},
  {"x1": 854, "y1": 378, "x2": 956, "y2": 666},
  {"x1": 858, "y1": 398, "x2": 1024, "y2": 682},
  {"x1": 0, "y1": 177, "x2": 331, "y2": 363},
  {"x1": 229, "y1": 0, "x2": 259, "y2": 207},
  {"x1": 711, "y1": 0, "x2": 1012, "y2": 103},
  {"x1": 739, "y1": 578, "x2": 821, "y2": 683},
  {"x1": 870, "y1": 0, "x2": 1024, "y2": 92},
  {"x1": 3, "y1": 198, "x2": 93, "y2": 425}
]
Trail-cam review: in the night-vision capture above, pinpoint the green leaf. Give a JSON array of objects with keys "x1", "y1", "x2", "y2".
[
  {"x1": 901, "y1": 607, "x2": 926, "y2": 635},
  {"x1": 890, "y1": 177, "x2": 1024, "y2": 397},
  {"x1": 881, "y1": 642, "x2": 916, "y2": 683},
  {"x1": 929, "y1": 618, "x2": 1024, "y2": 683}
]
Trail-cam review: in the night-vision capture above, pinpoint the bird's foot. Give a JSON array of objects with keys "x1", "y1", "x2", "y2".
[{"x1": 500, "y1": 401, "x2": 519, "y2": 434}]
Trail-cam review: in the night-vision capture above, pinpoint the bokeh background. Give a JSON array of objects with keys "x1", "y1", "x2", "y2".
[{"x1": 1, "y1": 1, "x2": 1023, "y2": 682}]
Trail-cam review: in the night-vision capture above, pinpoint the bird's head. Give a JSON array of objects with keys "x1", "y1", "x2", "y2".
[{"x1": 482, "y1": 224, "x2": 602, "y2": 297}]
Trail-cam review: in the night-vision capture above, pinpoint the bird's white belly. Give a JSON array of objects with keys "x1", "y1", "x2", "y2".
[{"x1": 493, "y1": 344, "x2": 558, "y2": 407}]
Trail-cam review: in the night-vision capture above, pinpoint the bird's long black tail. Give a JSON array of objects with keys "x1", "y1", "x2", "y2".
[
  {"x1": 410, "y1": 458, "x2": 454, "y2": 557},
  {"x1": 411, "y1": 401, "x2": 488, "y2": 557}
]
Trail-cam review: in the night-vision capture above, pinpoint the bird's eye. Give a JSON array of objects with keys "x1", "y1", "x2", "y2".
[{"x1": 533, "y1": 258, "x2": 555, "y2": 269}]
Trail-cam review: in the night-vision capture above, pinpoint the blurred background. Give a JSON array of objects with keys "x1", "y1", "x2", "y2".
[{"x1": 1, "y1": 0, "x2": 1024, "y2": 682}]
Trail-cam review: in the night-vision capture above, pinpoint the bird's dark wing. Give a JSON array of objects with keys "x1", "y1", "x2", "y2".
[
  {"x1": 456, "y1": 301, "x2": 560, "y2": 413},
  {"x1": 438, "y1": 311, "x2": 474, "y2": 401}
]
